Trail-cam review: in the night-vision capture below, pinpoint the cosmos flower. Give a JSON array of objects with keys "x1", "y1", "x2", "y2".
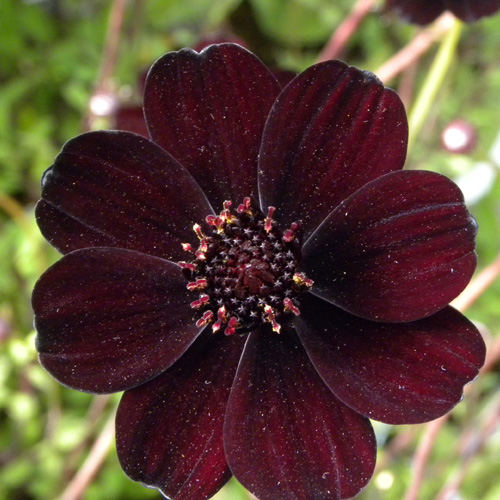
[
  {"x1": 386, "y1": 0, "x2": 500, "y2": 25},
  {"x1": 32, "y1": 43, "x2": 485, "y2": 500}
]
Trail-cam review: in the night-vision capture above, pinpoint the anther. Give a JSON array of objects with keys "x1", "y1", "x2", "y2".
[
  {"x1": 212, "y1": 306, "x2": 227, "y2": 333},
  {"x1": 282, "y1": 230, "x2": 294, "y2": 242},
  {"x1": 190, "y1": 294, "x2": 210, "y2": 309},
  {"x1": 186, "y1": 279, "x2": 208, "y2": 291},
  {"x1": 181, "y1": 243, "x2": 195, "y2": 253},
  {"x1": 293, "y1": 272, "x2": 314, "y2": 288},
  {"x1": 193, "y1": 223, "x2": 205, "y2": 239},
  {"x1": 283, "y1": 222, "x2": 299, "y2": 242},
  {"x1": 184, "y1": 198, "x2": 313, "y2": 336},
  {"x1": 264, "y1": 304, "x2": 281, "y2": 333},
  {"x1": 264, "y1": 206, "x2": 276, "y2": 233},
  {"x1": 237, "y1": 197, "x2": 252, "y2": 214},
  {"x1": 283, "y1": 298, "x2": 300, "y2": 316},
  {"x1": 206, "y1": 215, "x2": 225, "y2": 232},
  {"x1": 221, "y1": 200, "x2": 236, "y2": 223},
  {"x1": 196, "y1": 310, "x2": 214, "y2": 328},
  {"x1": 224, "y1": 316, "x2": 239, "y2": 336},
  {"x1": 178, "y1": 261, "x2": 196, "y2": 271}
]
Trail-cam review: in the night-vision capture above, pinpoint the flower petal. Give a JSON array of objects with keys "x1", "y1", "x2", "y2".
[
  {"x1": 224, "y1": 326, "x2": 376, "y2": 500},
  {"x1": 36, "y1": 130, "x2": 213, "y2": 261},
  {"x1": 258, "y1": 60, "x2": 407, "y2": 239},
  {"x1": 296, "y1": 294, "x2": 485, "y2": 425},
  {"x1": 144, "y1": 43, "x2": 281, "y2": 209},
  {"x1": 116, "y1": 329, "x2": 246, "y2": 500},
  {"x1": 386, "y1": 0, "x2": 500, "y2": 24},
  {"x1": 386, "y1": 0, "x2": 444, "y2": 24},
  {"x1": 114, "y1": 105, "x2": 149, "y2": 137},
  {"x1": 448, "y1": 0, "x2": 500, "y2": 22},
  {"x1": 302, "y1": 170, "x2": 477, "y2": 322},
  {"x1": 33, "y1": 247, "x2": 202, "y2": 394}
]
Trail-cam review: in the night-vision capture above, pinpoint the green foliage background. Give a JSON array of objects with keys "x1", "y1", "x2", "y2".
[{"x1": 1, "y1": 1, "x2": 500, "y2": 499}]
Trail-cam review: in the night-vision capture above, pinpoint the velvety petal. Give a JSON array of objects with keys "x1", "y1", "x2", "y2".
[
  {"x1": 302, "y1": 170, "x2": 477, "y2": 322},
  {"x1": 258, "y1": 60, "x2": 408, "y2": 239},
  {"x1": 193, "y1": 36, "x2": 247, "y2": 52},
  {"x1": 224, "y1": 326, "x2": 376, "y2": 500},
  {"x1": 116, "y1": 329, "x2": 246, "y2": 500},
  {"x1": 114, "y1": 105, "x2": 149, "y2": 137},
  {"x1": 386, "y1": 0, "x2": 445, "y2": 24},
  {"x1": 296, "y1": 294, "x2": 486, "y2": 425},
  {"x1": 144, "y1": 43, "x2": 282, "y2": 210},
  {"x1": 33, "y1": 247, "x2": 202, "y2": 394},
  {"x1": 36, "y1": 130, "x2": 213, "y2": 261},
  {"x1": 448, "y1": 0, "x2": 500, "y2": 22},
  {"x1": 386, "y1": 0, "x2": 500, "y2": 24}
]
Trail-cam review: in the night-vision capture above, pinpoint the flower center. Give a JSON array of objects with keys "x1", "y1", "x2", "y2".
[{"x1": 179, "y1": 197, "x2": 313, "y2": 335}]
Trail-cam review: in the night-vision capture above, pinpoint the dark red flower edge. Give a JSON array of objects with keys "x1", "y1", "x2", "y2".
[
  {"x1": 386, "y1": 0, "x2": 500, "y2": 25},
  {"x1": 32, "y1": 43, "x2": 486, "y2": 500}
]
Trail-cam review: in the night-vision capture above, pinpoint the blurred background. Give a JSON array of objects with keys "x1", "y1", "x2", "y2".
[{"x1": 1, "y1": 0, "x2": 500, "y2": 499}]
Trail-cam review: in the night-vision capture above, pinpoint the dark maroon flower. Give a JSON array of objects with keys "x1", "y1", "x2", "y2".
[
  {"x1": 32, "y1": 44, "x2": 485, "y2": 500},
  {"x1": 114, "y1": 104, "x2": 149, "y2": 137},
  {"x1": 386, "y1": 0, "x2": 500, "y2": 24}
]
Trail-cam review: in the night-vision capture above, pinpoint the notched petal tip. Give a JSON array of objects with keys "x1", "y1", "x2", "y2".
[{"x1": 144, "y1": 42, "x2": 281, "y2": 211}]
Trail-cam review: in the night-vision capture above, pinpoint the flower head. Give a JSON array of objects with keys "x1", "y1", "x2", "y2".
[
  {"x1": 386, "y1": 0, "x2": 500, "y2": 25},
  {"x1": 33, "y1": 43, "x2": 485, "y2": 500}
]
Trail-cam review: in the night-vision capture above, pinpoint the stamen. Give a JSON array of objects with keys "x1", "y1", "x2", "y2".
[
  {"x1": 178, "y1": 261, "x2": 196, "y2": 271},
  {"x1": 212, "y1": 306, "x2": 227, "y2": 333},
  {"x1": 283, "y1": 298, "x2": 300, "y2": 316},
  {"x1": 206, "y1": 214, "x2": 225, "y2": 232},
  {"x1": 181, "y1": 243, "x2": 195, "y2": 253},
  {"x1": 196, "y1": 310, "x2": 214, "y2": 327},
  {"x1": 224, "y1": 316, "x2": 239, "y2": 336},
  {"x1": 264, "y1": 304, "x2": 281, "y2": 333},
  {"x1": 183, "y1": 198, "x2": 313, "y2": 336},
  {"x1": 195, "y1": 251, "x2": 206, "y2": 260},
  {"x1": 237, "y1": 197, "x2": 252, "y2": 214},
  {"x1": 283, "y1": 222, "x2": 299, "y2": 242},
  {"x1": 293, "y1": 272, "x2": 314, "y2": 288},
  {"x1": 199, "y1": 239, "x2": 208, "y2": 252},
  {"x1": 190, "y1": 294, "x2": 210, "y2": 309},
  {"x1": 264, "y1": 206, "x2": 276, "y2": 233},
  {"x1": 186, "y1": 279, "x2": 208, "y2": 291},
  {"x1": 221, "y1": 200, "x2": 236, "y2": 223},
  {"x1": 193, "y1": 223, "x2": 205, "y2": 239}
]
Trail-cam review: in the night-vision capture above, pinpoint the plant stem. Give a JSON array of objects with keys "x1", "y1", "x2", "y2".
[
  {"x1": 376, "y1": 12, "x2": 455, "y2": 84},
  {"x1": 58, "y1": 409, "x2": 116, "y2": 500},
  {"x1": 316, "y1": 0, "x2": 376, "y2": 62},
  {"x1": 407, "y1": 17, "x2": 463, "y2": 153}
]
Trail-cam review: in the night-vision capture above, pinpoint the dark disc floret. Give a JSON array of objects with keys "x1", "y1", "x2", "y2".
[{"x1": 179, "y1": 197, "x2": 313, "y2": 335}]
